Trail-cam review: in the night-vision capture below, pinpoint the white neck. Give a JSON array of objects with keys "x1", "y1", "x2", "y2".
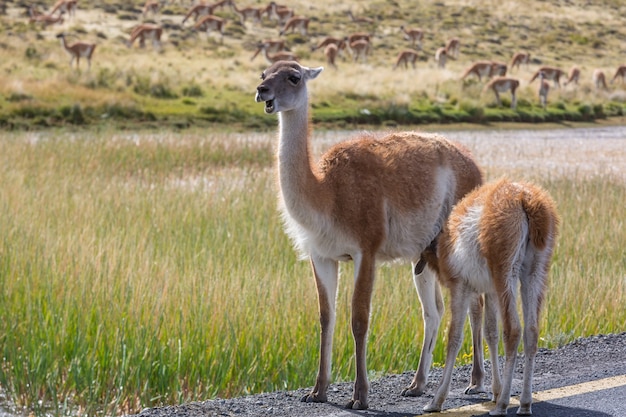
[{"x1": 276, "y1": 100, "x2": 324, "y2": 223}]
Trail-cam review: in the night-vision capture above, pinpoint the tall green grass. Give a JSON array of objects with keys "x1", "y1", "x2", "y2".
[{"x1": 0, "y1": 130, "x2": 624, "y2": 416}]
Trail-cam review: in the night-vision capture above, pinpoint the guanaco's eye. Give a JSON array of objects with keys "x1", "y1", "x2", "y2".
[
  {"x1": 287, "y1": 74, "x2": 301, "y2": 84},
  {"x1": 260, "y1": 72, "x2": 266, "y2": 80}
]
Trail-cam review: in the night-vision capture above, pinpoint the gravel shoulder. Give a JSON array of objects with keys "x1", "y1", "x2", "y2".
[{"x1": 129, "y1": 333, "x2": 626, "y2": 417}]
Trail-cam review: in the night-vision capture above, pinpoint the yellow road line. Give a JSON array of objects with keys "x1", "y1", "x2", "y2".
[{"x1": 439, "y1": 374, "x2": 626, "y2": 416}]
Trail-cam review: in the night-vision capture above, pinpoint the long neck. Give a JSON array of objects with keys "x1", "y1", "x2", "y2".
[
  {"x1": 59, "y1": 36, "x2": 69, "y2": 52},
  {"x1": 277, "y1": 102, "x2": 325, "y2": 220}
]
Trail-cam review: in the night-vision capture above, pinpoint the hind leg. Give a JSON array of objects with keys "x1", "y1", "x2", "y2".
[{"x1": 465, "y1": 294, "x2": 486, "y2": 394}]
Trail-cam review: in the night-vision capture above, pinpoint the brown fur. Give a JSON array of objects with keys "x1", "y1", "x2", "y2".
[
  {"x1": 530, "y1": 66, "x2": 564, "y2": 88},
  {"x1": 510, "y1": 52, "x2": 530, "y2": 71},
  {"x1": 255, "y1": 61, "x2": 483, "y2": 410},
  {"x1": 425, "y1": 178, "x2": 559, "y2": 415}
]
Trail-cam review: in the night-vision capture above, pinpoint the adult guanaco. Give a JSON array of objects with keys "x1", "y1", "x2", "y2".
[
  {"x1": 611, "y1": 65, "x2": 626, "y2": 84},
  {"x1": 230, "y1": 1, "x2": 263, "y2": 25},
  {"x1": 345, "y1": 39, "x2": 370, "y2": 63},
  {"x1": 423, "y1": 178, "x2": 559, "y2": 416},
  {"x1": 250, "y1": 39, "x2": 286, "y2": 61},
  {"x1": 393, "y1": 49, "x2": 419, "y2": 70},
  {"x1": 49, "y1": 0, "x2": 76, "y2": 18},
  {"x1": 127, "y1": 24, "x2": 163, "y2": 50},
  {"x1": 435, "y1": 47, "x2": 447, "y2": 69},
  {"x1": 563, "y1": 66, "x2": 581, "y2": 86},
  {"x1": 483, "y1": 77, "x2": 519, "y2": 109},
  {"x1": 538, "y1": 70, "x2": 550, "y2": 108},
  {"x1": 346, "y1": 10, "x2": 374, "y2": 24},
  {"x1": 530, "y1": 66, "x2": 564, "y2": 88},
  {"x1": 324, "y1": 43, "x2": 338, "y2": 69},
  {"x1": 461, "y1": 61, "x2": 504, "y2": 82},
  {"x1": 400, "y1": 25, "x2": 424, "y2": 49},
  {"x1": 192, "y1": 15, "x2": 226, "y2": 43},
  {"x1": 56, "y1": 33, "x2": 96, "y2": 71},
  {"x1": 311, "y1": 36, "x2": 345, "y2": 53},
  {"x1": 264, "y1": 1, "x2": 293, "y2": 25},
  {"x1": 256, "y1": 44, "x2": 297, "y2": 64},
  {"x1": 279, "y1": 16, "x2": 309, "y2": 36},
  {"x1": 445, "y1": 37, "x2": 460, "y2": 59},
  {"x1": 509, "y1": 52, "x2": 530, "y2": 71},
  {"x1": 592, "y1": 69, "x2": 608, "y2": 90},
  {"x1": 254, "y1": 60, "x2": 483, "y2": 410}
]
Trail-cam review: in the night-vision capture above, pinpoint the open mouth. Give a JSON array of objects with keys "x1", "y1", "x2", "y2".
[{"x1": 264, "y1": 99, "x2": 275, "y2": 113}]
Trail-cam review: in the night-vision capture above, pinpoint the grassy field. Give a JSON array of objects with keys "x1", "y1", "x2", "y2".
[
  {"x1": 1, "y1": 0, "x2": 626, "y2": 128},
  {"x1": 0, "y1": 0, "x2": 626, "y2": 415},
  {"x1": 0, "y1": 128, "x2": 625, "y2": 416}
]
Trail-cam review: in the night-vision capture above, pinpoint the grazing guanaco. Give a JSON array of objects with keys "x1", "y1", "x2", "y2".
[
  {"x1": 49, "y1": 0, "x2": 76, "y2": 18},
  {"x1": 279, "y1": 16, "x2": 309, "y2": 36},
  {"x1": 529, "y1": 66, "x2": 564, "y2": 88},
  {"x1": 435, "y1": 47, "x2": 447, "y2": 69},
  {"x1": 563, "y1": 66, "x2": 581, "y2": 86},
  {"x1": 192, "y1": 15, "x2": 226, "y2": 43},
  {"x1": 256, "y1": 44, "x2": 297, "y2": 64},
  {"x1": 230, "y1": 1, "x2": 263, "y2": 25},
  {"x1": 445, "y1": 37, "x2": 460, "y2": 59},
  {"x1": 254, "y1": 60, "x2": 483, "y2": 410},
  {"x1": 250, "y1": 39, "x2": 286, "y2": 61},
  {"x1": 483, "y1": 77, "x2": 519, "y2": 109},
  {"x1": 264, "y1": 1, "x2": 293, "y2": 25},
  {"x1": 510, "y1": 52, "x2": 530, "y2": 71},
  {"x1": 346, "y1": 10, "x2": 374, "y2": 24},
  {"x1": 127, "y1": 24, "x2": 162, "y2": 50},
  {"x1": 592, "y1": 69, "x2": 608, "y2": 90},
  {"x1": 611, "y1": 64, "x2": 626, "y2": 84},
  {"x1": 56, "y1": 33, "x2": 96, "y2": 71},
  {"x1": 29, "y1": 7, "x2": 64, "y2": 27},
  {"x1": 400, "y1": 25, "x2": 424, "y2": 49},
  {"x1": 142, "y1": 0, "x2": 160, "y2": 18},
  {"x1": 424, "y1": 178, "x2": 559, "y2": 416},
  {"x1": 490, "y1": 61, "x2": 507, "y2": 77},
  {"x1": 324, "y1": 43, "x2": 338, "y2": 69},
  {"x1": 345, "y1": 32, "x2": 370, "y2": 44},
  {"x1": 345, "y1": 39, "x2": 370, "y2": 63},
  {"x1": 393, "y1": 49, "x2": 419, "y2": 70},
  {"x1": 311, "y1": 36, "x2": 345, "y2": 53},
  {"x1": 181, "y1": 0, "x2": 230, "y2": 25},
  {"x1": 461, "y1": 61, "x2": 503, "y2": 82}
]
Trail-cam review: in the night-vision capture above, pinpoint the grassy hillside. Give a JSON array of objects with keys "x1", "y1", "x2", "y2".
[{"x1": 1, "y1": 0, "x2": 626, "y2": 129}]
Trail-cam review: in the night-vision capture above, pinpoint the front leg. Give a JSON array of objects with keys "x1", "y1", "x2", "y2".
[
  {"x1": 402, "y1": 264, "x2": 443, "y2": 397},
  {"x1": 300, "y1": 255, "x2": 338, "y2": 404},
  {"x1": 345, "y1": 252, "x2": 375, "y2": 410}
]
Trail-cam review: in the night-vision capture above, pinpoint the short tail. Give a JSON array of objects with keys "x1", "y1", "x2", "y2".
[{"x1": 521, "y1": 186, "x2": 559, "y2": 250}]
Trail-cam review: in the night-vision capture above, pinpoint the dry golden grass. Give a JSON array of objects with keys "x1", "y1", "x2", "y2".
[{"x1": 1, "y1": 0, "x2": 625, "y2": 121}]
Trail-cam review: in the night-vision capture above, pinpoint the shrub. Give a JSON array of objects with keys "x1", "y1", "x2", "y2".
[{"x1": 182, "y1": 83, "x2": 204, "y2": 97}]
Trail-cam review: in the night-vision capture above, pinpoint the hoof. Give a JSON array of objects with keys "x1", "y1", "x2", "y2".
[
  {"x1": 423, "y1": 402, "x2": 441, "y2": 413},
  {"x1": 517, "y1": 405, "x2": 532, "y2": 415},
  {"x1": 300, "y1": 392, "x2": 326, "y2": 403},
  {"x1": 489, "y1": 408, "x2": 507, "y2": 416},
  {"x1": 464, "y1": 384, "x2": 486, "y2": 395},
  {"x1": 401, "y1": 386, "x2": 425, "y2": 397},
  {"x1": 345, "y1": 399, "x2": 368, "y2": 410}
]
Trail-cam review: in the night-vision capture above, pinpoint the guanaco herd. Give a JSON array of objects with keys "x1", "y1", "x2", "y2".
[{"x1": 25, "y1": 0, "x2": 626, "y2": 110}]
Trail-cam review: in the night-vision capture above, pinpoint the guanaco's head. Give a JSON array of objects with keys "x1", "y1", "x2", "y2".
[{"x1": 255, "y1": 61, "x2": 323, "y2": 114}]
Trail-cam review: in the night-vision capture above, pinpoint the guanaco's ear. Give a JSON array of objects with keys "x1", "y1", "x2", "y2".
[{"x1": 305, "y1": 66, "x2": 324, "y2": 81}]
